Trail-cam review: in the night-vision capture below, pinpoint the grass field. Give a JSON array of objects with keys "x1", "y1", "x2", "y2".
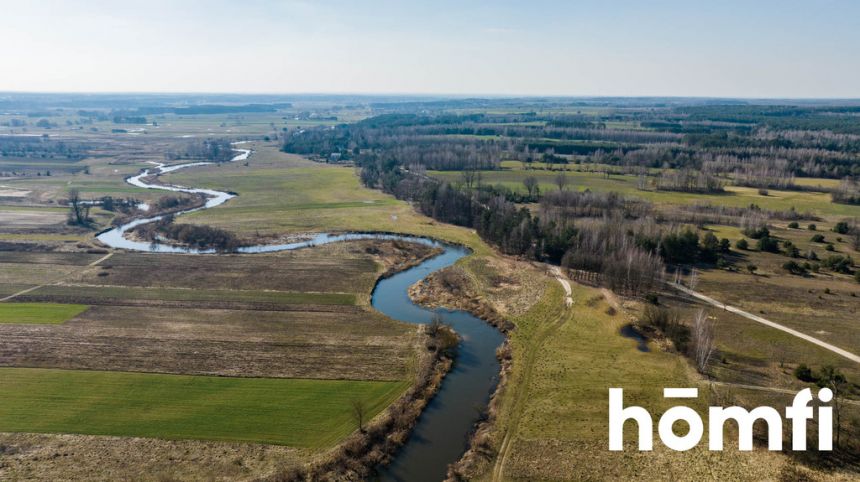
[
  {"x1": 0, "y1": 302, "x2": 88, "y2": 324},
  {"x1": 0, "y1": 367, "x2": 406, "y2": 448},
  {"x1": 30, "y1": 284, "x2": 356, "y2": 306},
  {"x1": 167, "y1": 143, "x2": 491, "y2": 254},
  {"x1": 429, "y1": 167, "x2": 860, "y2": 218}
]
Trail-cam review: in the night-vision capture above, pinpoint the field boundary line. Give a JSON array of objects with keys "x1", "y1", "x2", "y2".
[
  {"x1": 669, "y1": 281, "x2": 860, "y2": 364},
  {"x1": 0, "y1": 252, "x2": 115, "y2": 302}
]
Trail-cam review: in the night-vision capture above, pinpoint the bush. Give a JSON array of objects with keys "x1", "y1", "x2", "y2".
[
  {"x1": 644, "y1": 293, "x2": 659, "y2": 305},
  {"x1": 822, "y1": 254, "x2": 853, "y2": 274},
  {"x1": 794, "y1": 364, "x2": 815, "y2": 382},
  {"x1": 855, "y1": 271, "x2": 860, "y2": 284},
  {"x1": 746, "y1": 264, "x2": 758, "y2": 274},
  {"x1": 808, "y1": 224, "x2": 817, "y2": 231},
  {"x1": 742, "y1": 226, "x2": 770, "y2": 239},
  {"x1": 782, "y1": 260, "x2": 807, "y2": 275},
  {"x1": 788, "y1": 221, "x2": 799, "y2": 229},
  {"x1": 811, "y1": 234, "x2": 826, "y2": 243},
  {"x1": 640, "y1": 305, "x2": 689, "y2": 353},
  {"x1": 826, "y1": 244, "x2": 835, "y2": 252},
  {"x1": 756, "y1": 236, "x2": 780, "y2": 253},
  {"x1": 833, "y1": 221, "x2": 851, "y2": 234},
  {"x1": 735, "y1": 238, "x2": 749, "y2": 250}
]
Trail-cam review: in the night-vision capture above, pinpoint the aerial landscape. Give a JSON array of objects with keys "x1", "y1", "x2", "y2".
[{"x1": 1, "y1": 1, "x2": 859, "y2": 481}]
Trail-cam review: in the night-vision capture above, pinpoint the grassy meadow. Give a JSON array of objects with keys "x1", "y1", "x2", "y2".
[
  {"x1": 0, "y1": 302, "x2": 88, "y2": 324},
  {"x1": 430, "y1": 166, "x2": 860, "y2": 218},
  {"x1": 168, "y1": 143, "x2": 491, "y2": 253},
  {"x1": 0, "y1": 368, "x2": 406, "y2": 448}
]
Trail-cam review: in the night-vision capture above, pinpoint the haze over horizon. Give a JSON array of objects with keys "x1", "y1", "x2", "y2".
[{"x1": 2, "y1": 0, "x2": 859, "y2": 98}]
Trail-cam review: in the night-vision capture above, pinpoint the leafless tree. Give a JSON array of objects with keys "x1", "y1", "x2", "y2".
[
  {"x1": 687, "y1": 268, "x2": 699, "y2": 290},
  {"x1": 351, "y1": 399, "x2": 367, "y2": 433},
  {"x1": 461, "y1": 169, "x2": 478, "y2": 190},
  {"x1": 523, "y1": 176, "x2": 539, "y2": 198},
  {"x1": 554, "y1": 172, "x2": 568, "y2": 191},
  {"x1": 817, "y1": 366, "x2": 847, "y2": 448},
  {"x1": 692, "y1": 309, "x2": 716, "y2": 375},
  {"x1": 67, "y1": 188, "x2": 91, "y2": 226},
  {"x1": 427, "y1": 312, "x2": 444, "y2": 337}
]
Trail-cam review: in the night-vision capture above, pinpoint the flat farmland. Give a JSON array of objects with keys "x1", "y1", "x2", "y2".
[
  {"x1": 0, "y1": 239, "x2": 429, "y2": 458},
  {"x1": 0, "y1": 302, "x2": 88, "y2": 324},
  {"x1": 70, "y1": 247, "x2": 381, "y2": 294},
  {"x1": 0, "y1": 367, "x2": 406, "y2": 447},
  {"x1": 0, "y1": 303, "x2": 415, "y2": 380},
  {"x1": 166, "y1": 143, "x2": 489, "y2": 253}
]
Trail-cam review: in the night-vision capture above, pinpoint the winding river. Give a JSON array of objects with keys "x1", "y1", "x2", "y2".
[{"x1": 96, "y1": 146, "x2": 505, "y2": 481}]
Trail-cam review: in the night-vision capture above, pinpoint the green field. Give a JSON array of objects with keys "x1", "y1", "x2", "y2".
[
  {"x1": 0, "y1": 302, "x2": 88, "y2": 324},
  {"x1": 430, "y1": 168, "x2": 860, "y2": 218},
  {"x1": 0, "y1": 368, "x2": 406, "y2": 448},
  {"x1": 167, "y1": 143, "x2": 491, "y2": 254},
  {"x1": 32, "y1": 284, "x2": 356, "y2": 306}
]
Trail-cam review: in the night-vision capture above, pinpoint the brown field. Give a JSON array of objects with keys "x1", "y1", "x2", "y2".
[
  {"x1": 0, "y1": 241, "x2": 440, "y2": 382},
  {"x1": 0, "y1": 432, "x2": 303, "y2": 482},
  {"x1": 0, "y1": 303, "x2": 414, "y2": 380}
]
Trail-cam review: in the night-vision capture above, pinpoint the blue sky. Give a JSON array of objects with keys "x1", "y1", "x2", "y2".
[{"x1": 1, "y1": 0, "x2": 858, "y2": 97}]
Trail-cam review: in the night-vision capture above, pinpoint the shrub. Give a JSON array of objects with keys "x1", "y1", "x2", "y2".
[
  {"x1": 855, "y1": 271, "x2": 860, "y2": 284},
  {"x1": 756, "y1": 236, "x2": 780, "y2": 253},
  {"x1": 788, "y1": 221, "x2": 799, "y2": 229},
  {"x1": 735, "y1": 238, "x2": 749, "y2": 250},
  {"x1": 822, "y1": 254, "x2": 853, "y2": 274},
  {"x1": 743, "y1": 226, "x2": 770, "y2": 239},
  {"x1": 808, "y1": 224, "x2": 817, "y2": 231},
  {"x1": 644, "y1": 293, "x2": 659, "y2": 305},
  {"x1": 811, "y1": 234, "x2": 826, "y2": 243},
  {"x1": 794, "y1": 364, "x2": 815, "y2": 382},
  {"x1": 746, "y1": 264, "x2": 757, "y2": 274},
  {"x1": 826, "y1": 244, "x2": 835, "y2": 252},
  {"x1": 782, "y1": 260, "x2": 807, "y2": 275},
  {"x1": 833, "y1": 221, "x2": 851, "y2": 234},
  {"x1": 641, "y1": 305, "x2": 689, "y2": 353}
]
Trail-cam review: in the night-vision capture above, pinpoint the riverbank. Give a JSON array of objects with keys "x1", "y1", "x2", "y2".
[{"x1": 269, "y1": 324, "x2": 457, "y2": 481}]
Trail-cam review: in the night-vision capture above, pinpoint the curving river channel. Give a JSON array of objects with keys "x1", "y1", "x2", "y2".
[{"x1": 96, "y1": 145, "x2": 504, "y2": 482}]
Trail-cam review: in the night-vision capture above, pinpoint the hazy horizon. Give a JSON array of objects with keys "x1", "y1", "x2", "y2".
[{"x1": 3, "y1": 0, "x2": 860, "y2": 98}]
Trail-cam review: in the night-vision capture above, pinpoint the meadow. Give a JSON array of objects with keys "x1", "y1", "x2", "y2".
[
  {"x1": 429, "y1": 166, "x2": 860, "y2": 218},
  {"x1": 0, "y1": 367, "x2": 406, "y2": 448},
  {"x1": 0, "y1": 302, "x2": 88, "y2": 324}
]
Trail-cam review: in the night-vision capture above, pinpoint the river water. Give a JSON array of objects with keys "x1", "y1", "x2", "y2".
[{"x1": 96, "y1": 145, "x2": 505, "y2": 481}]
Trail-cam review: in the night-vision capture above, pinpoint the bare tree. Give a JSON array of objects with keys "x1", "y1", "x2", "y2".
[
  {"x1": 427, "y1": 312, "x2": 444, "y2": 337},
  {"x1": 817, "y1": 365, "x2": 847, "y2": 448},
  {"x1": 523, "y1": 176, "x2": 539, "y2": 198},
  {"x1": 692, "y1": 309, "x2": 716, "y2": 375},
  {"x1": 687, "y1": 268, "x2": 699, "y2": 290},
  {"x1": 351, "y1": 399, "x2": 367, "y2": 433},
  {"x1": 67, "y1": 188, "x2": 91, "y2": 226},
  {"x1": 461, "y1": 169, "x2": 477, "y2": 190},
  {"x1": 554, "y1": 172, "x2": 568, "y2": 191}
]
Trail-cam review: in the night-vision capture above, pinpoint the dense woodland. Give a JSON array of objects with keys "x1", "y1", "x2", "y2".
[{"x1": 283, "y1": 107, "x2": 860, "y2": 294}]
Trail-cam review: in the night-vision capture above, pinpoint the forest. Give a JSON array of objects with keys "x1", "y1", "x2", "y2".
[{"x1": 282, "y1": 106, "x2": 860, "y2": 295}]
